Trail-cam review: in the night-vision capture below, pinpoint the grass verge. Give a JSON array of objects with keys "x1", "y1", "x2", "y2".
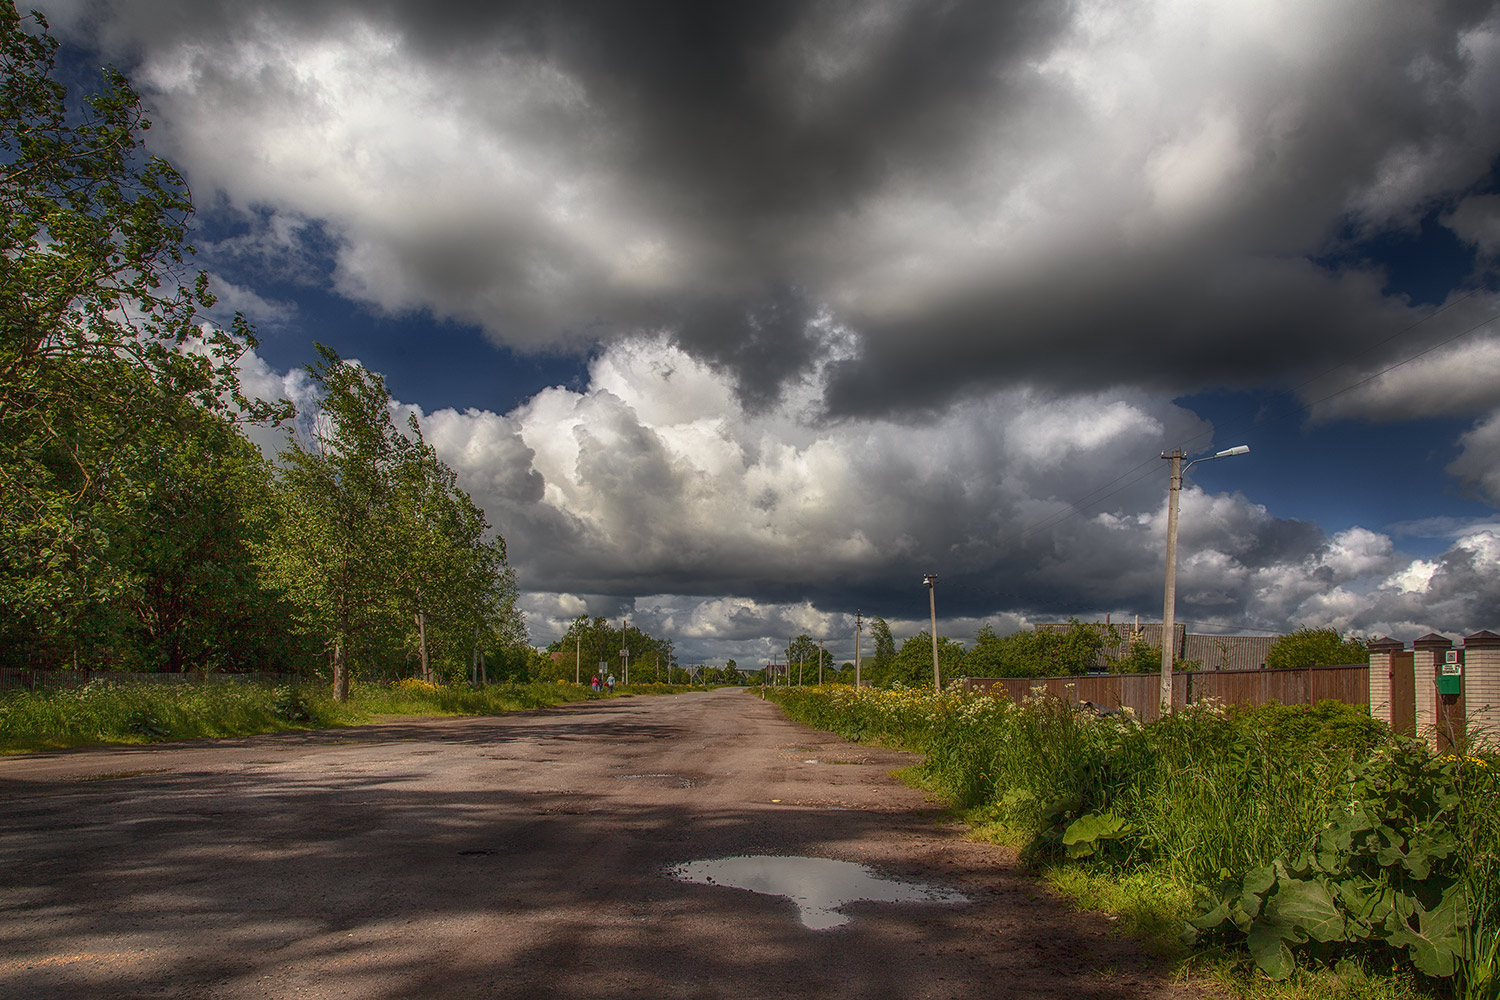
[
  {"x1": 0, "y1": 677, "x2": 689, "y2": 753},
  {"x1": 765, "y1": 684, "x2": 1494, "y2": 1000}
]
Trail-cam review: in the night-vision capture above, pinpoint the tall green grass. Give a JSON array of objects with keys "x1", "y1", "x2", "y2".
[
  {"x1": 0, "y1": 677, "x2": 615, "y2": 752},
  {"x1": 767, "y1": 685, "x2": 1497, "y2": 996}
]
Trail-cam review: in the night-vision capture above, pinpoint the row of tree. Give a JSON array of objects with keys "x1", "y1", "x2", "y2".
[
  {"x1": 756, "y1": 621, "x2": 1369, "y2": 688},
  {"x1": 0, "y1": 5, "x2": 528, "y2": 696},
  {"x1": 539, "y1": 615, "x2": 725, "y2": 684}
]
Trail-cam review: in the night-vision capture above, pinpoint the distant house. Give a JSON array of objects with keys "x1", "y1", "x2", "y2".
[{"x1": 1036, "y1": 621, "x2": 1279, "y2": 671}]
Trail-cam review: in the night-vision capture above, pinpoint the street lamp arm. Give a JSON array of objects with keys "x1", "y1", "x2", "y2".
[{"x1": 1182, "y1": 444, "x2": 1250, "y2": 475}]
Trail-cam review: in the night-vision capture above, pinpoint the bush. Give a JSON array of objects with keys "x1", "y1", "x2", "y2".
[
  {"x1": 272, "y1": 684, "x2": 316, "y2": 722},
  {"x1": 1266, "y1": 628, "x2": 1368, "y2": 669}
]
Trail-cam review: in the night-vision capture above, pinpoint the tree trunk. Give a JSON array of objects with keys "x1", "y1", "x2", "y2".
[
  {"x1": 416, "y1": 609, "x2": 430, "y2": 683},
  {"x1": 333, "y1": 640, "x2": 349, "y2": 702}
]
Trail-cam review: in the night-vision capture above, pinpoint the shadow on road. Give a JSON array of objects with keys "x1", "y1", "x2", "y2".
[{"x1": 1, "y1": 698, "x2": 1181, "y2": 1000}]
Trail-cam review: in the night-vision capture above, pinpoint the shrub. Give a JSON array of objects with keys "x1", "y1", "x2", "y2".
[{"x1": 1266, "y1": 628, "x2": 1368, "y2": 669}]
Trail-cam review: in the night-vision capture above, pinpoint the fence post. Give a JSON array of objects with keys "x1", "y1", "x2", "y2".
[
  {"x1": 1366, "y1": 636, "x2": 1402, "y2": 727},
  {"x1": 1412, "y1": 633, "x2": 1452, "y2": 751},
  {"x1": 1462, "y1": 630, "x2": 1500, "y2": 750}
]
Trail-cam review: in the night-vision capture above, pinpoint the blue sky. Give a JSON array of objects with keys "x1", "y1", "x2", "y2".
[{"x1": 38, "y1": 0, "x2": 1500, "y2": 664}]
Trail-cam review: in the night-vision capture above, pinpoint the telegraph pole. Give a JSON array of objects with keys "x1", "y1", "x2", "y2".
[
  {"x1": 854, "y1": 611, "x2": 863, "y2": 688},
  {"x1": 575, "y1": 633, "x2": 581, "y2": 685},
  {"x1": 1160, "y1": 449, "x2": 1183, "y2": 712},
  {"x1": 924, "y1": 574, "x2": 940, "y2": 690},
  {"x1": 620, "y1": 617, "x2": 629, "y2": 685},
  {"x1": 1159, "y1": 444, "x2": 1249, "y2": 714}
]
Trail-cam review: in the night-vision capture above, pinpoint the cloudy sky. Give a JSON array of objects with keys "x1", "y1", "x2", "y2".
[{"x1": 38, "y1": 0, "x2": 1500, "y2": 664}]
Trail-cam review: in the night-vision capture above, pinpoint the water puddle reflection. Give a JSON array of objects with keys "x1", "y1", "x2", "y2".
[{"x1": 667, "y1": 855, "x2": 968, "y2": 929}]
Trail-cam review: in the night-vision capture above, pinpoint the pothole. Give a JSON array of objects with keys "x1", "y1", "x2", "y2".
[{"x1": 667, "y1": 855, "x2": 968, "y2": 930}]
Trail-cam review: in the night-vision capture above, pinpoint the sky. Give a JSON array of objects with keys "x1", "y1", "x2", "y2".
[{"x1": 34, "y1": 0, "x2": 1500, "y2": 666}]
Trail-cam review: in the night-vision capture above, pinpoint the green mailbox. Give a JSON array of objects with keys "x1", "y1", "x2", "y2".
[{"x1": 1437, "y1": 664, "x2": 1463, "y2": 696}]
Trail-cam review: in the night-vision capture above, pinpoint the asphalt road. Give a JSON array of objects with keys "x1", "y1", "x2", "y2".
[{"x1": 1, "y1": 689, "x2": 1192, "y2": 999}]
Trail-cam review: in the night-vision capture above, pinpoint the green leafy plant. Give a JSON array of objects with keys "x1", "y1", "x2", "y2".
[
  {"x1": 1062, "y1": 810, "x2": 1135, "y2": 859},
  {"x1": 272, "y1": 685, "x2": 315, "y2": 723},
  {"x1": 1187, "y1": 739, "x2": 1466, "y2": 980}
]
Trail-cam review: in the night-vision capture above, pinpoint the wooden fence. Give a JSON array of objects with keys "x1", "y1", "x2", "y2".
[
  {"x1": 963, "y1": 663, "x2": 1369, "y2": 723},
  {"x1": 0, "y1": 668, "x2": 307, "y2": 692}
]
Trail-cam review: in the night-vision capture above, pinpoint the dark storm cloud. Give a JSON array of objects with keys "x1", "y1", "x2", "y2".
[
  {"x1": 66, "y1": 0, "x2": 1500, "y2": 413},
  {"x1": 45, "y1": 0, "x2": 1500, "y2": 658},
  {"x1": 669, "y1": 285, "x2": 827, "y2": 412}
]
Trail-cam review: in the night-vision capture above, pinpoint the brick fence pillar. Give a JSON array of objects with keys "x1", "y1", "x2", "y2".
[
  {"x1": 1413, "y1": 633, "x2": 1452, "y2": 751},
  {"x1": 1463, "y1": 629, "x2": 1500, "y2": 751},
  {"x1": 1366, "y1": 635, "x2": 1403, "y2": 727}
]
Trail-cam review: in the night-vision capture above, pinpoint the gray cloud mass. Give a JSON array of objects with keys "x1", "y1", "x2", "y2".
[
  {"x1": 38, "y1": 0, "x2": 1500, "y2": 660},
  {"x1": 46, "y1": 0, "x2": 1500, "y2": 411}
]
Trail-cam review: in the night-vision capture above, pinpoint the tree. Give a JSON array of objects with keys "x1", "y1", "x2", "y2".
[
  {"x1": 547, "y1": 616, "x2": 674, "y2": 684},
  {"x1": 869, "y1": 617, "x2": 896, "y2": 673},
  {"x1": 964, "y1": 620, "x2": 1108, "y2": 678},
  {"x1": 785, "y1": 634, "x2": 822, "y2": 684},
  {"x1": 110, "y1": 403, "x2": 311, "y2": 672},
  {"x1": 259, "y1": 346, "x2": 410, "y2": 700},
  {"x1": 1266, "y1": 627, "x2": 1368, "y2": 670},
  {"x1": 263, "y1": 346, "x2": 524, "y2": 696},
  {"x1": 387, "y1": 417, "x2": 515, "y2": 683},
  {"x1": 1105, "y1": 638, "x2": 1162, "y2": 674},
  {"x1": 875, "y1": 631, "x2": 965, "y2": 688},
  {"x1": 0, "y1": 4, "x2": 290, "y2": 667}
]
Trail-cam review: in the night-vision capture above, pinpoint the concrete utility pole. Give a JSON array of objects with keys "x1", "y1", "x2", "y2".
[
  {"x1": 1160, "y1": 450, "x2": 1183, "y2": 713},
  {"x1": 924, "y1": 574, "x2": 940, "y2": 690},
  {"x1": 818, "y1": 644, "x2": 825, "y2": 685},
  {"x1": 620, "y1": 617, "x2": 629, "y2": 685},
  {"x1": 854, "y1": 611, "x2": 862, "y2": 689},
  {"x1": 575, "y1": 633, "x2": 581, "y2": 685},
  {"x1": 1160, "y1": 445, "x2": 1250, "y2": 713}
]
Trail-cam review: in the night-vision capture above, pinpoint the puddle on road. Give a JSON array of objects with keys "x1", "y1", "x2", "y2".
[
  {"x1": 667, "y1": 855, "x2": 968, "y2": 930},
  {"x1": 617, "y1": 774, "x2": 699, "y2": 788}
]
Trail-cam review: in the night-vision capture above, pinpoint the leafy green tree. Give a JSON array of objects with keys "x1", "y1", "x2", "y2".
[
  {"x1": 1266, "y1": 627, "x2": 1368, "y2": 670},
  {"x1": 964, "y1": 620, "x2": 1108, "y2": 678},
  {"x1": 0, "y1": 4, "x2": 290, "y2": 667},
  {"x1": 387, "y1": 417, "x2": 516, "y2": 683},
  {"x1": 259, "y1": 347, "x2": 412, "y2": 700},
  {"x1": 1106, "y1": 638, "x2": 1162, "y2": 674},
  {"x1": 869, "y1": 617, "x2": 896, "y2": 673},
  {"x1": 261, "y1": 345, "x2": 523, "y2": 696},
  {"x1": 785, "y1": 634, "x2": 824, "y2": 684},
  {"x1": 550, "y1": 615, "x2": 616, "y2": 681},
  {"x1": 111, "y1": 404, "x2": 313, "y2": 672},
  {"x1": 873, "y1": 631, "x2": 965, "y2": 688},
  {"x1": 547, "y1": 616, "x2": 674, "y2": 683}
]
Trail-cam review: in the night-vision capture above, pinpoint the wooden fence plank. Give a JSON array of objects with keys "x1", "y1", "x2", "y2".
[{"x1": 964, "y1": 663, "x2": 1369, "y2": 717}]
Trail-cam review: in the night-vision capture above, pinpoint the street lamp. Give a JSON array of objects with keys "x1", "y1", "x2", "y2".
[
  {"x1": 1160, "y1": 445, "x2": 1250, "y2": 712},
  {"x1": 923, "y1": 574, "x2": 940, "y2": 689}
]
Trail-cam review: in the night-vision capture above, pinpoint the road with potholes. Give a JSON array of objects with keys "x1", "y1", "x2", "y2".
[{"x1": 1, "y1": 688, "x2": 1196, "y2": 999}]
